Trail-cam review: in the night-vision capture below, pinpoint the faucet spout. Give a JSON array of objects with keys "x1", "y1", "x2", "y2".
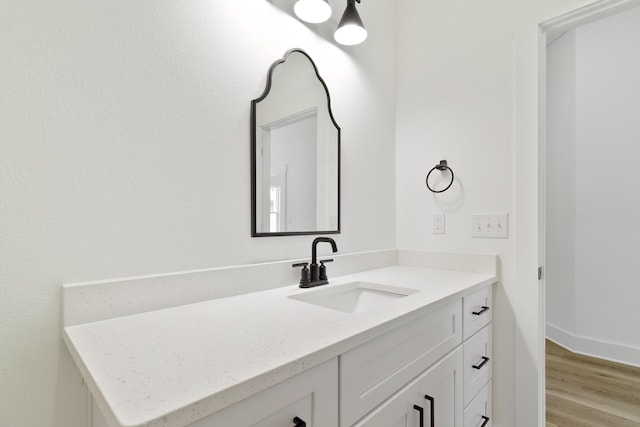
[
  {"x1": 311, "y1": 237, "x2": 338, "y2": 265},
  {"x1": 306, "y1": 237, "x2": 338, "y2": 286}
]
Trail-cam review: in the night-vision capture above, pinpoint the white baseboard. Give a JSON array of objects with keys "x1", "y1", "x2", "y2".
[
  {"x1": 546, "y1": 323, "x2": 640, "y2": 368},
  {"x1": 546, "y1": 323, "x2": 576, "y2": 350}
]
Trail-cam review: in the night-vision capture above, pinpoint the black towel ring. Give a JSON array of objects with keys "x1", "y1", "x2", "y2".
[{"x1": 426, "y1": 160, "x2": 454, "y2": 193}]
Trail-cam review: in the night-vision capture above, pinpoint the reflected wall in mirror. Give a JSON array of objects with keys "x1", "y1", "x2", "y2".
[{"x1": 251, "y1": 49, "x2": 340, "y2": 237}]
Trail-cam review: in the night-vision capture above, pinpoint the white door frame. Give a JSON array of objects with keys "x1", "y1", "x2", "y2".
[{"x1": 537, "y1": 0, "x2": 640, "y2": 424}]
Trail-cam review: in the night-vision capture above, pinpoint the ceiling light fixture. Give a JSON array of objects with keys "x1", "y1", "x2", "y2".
[
  {"x1": 334, "y1": 0, "x2": 367, "y2": 46},
  {"x1": 294, "y1": 0, "x2": 332, "y2": 24}
]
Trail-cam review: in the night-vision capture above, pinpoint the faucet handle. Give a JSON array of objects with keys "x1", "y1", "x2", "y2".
[
  {"x1": 292, "y1": 262, "x2": 311, "y2": 287},
  {"x1": 292, "y1": 262, "x2": 309, "y2": 267},
  {"x1": 318, "y1": 259, "x2": 334, "y2": 281}
]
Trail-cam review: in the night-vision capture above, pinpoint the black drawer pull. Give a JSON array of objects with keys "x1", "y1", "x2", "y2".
[
  {"x1": 472, "y1": 356, "x2": 490, "y2": 370},
  {"x1": 424, "y1": 394, "x2": 435, "y2": 427},
  {"x1": 413, "y1": 404, "x2": 424, "y2": 427},
  {"x1": 480, "y1": 415, "x2": 490, "y2": 427},
  {"x1": 293, "y1": 416, "x2": 306, "y2": 427},
  {"x1": 472, "y1": 306, "x2": 490, "y2": 316}
]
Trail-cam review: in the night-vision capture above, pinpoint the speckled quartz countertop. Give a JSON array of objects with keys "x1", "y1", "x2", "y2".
[{"x1": 63, "y1": 265, "x2": 496, "y2": 427}]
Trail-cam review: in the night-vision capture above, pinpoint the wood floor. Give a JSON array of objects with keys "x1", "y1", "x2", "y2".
[{"x1": 546, "y1": 340, "x2": 640, "y2": 426}]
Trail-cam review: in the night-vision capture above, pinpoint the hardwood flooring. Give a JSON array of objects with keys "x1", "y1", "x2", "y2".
[{"x1": 546, "y1": 339, "x2": 640, "y2": 426}]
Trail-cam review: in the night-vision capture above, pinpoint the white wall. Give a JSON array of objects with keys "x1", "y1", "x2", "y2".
[
  {"x1": 0, "y1": 1, "x2": 396, "y2": 425},
  {"x1": 6, "y1": 0, "x2": 630, "y2": 425},
  {"x1": 575, "y1": 5, "x2": 640, "y2": 354},
  {"x1": 395, "y1": 0, "x2": 515, "y2": 424},
  {"x1": 546, "y1": 6, "x2": 640, "y2": 364},
  {"x1": 397, "y1": 0, "x2": 602, "y2": 426},
  {"x1": 545, "y1": 30, "x2": 577, "y2": 339}
]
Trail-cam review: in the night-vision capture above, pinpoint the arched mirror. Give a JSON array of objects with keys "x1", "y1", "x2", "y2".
[{"x1": 251, "y1": 49, "x2": 340, "y2": 237}]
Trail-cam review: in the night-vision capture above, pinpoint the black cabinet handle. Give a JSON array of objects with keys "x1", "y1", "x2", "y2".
[
  {"x1": 413, "y1": 405, "x2": 424, "y2": 427},
  {"x1": 472, "y1": 306, "x2": 490, "y2": 316},
  {"x1": 472, "y1": 356, "x2": 490, "y2": 370},
  {"x1": 480, "y1": 415, "x2": 490, "y2": 427},
  {"x1": 293, "y1": 416, "x2": 306, "y2": 427},
  {"x1": 424, "y1": 394, "x2": 435, "y2": 427}
]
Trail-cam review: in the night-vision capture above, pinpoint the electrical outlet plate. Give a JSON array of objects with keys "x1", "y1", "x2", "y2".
[
  {"x1": 471, "y1": 213, "x2": 508, "y2": 238},
  {"x1": 432, "y1": 213, "x2": 445, "y2": 234}
]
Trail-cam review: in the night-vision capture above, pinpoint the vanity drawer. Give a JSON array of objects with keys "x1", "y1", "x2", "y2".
[
  {"x1": 463, "y1": 286, "x2": 492, "y2": 340},
  {"x1": 340, "y1": 300, "x2": 462, "y2": 426},
  {"x1": 463, "y1": 323, "x2": 492, "y2": 406},
  {"x1": 464, "y1": 381, "x2": 492, "y2": 427},
  {"x1": 188, "y1": 358, "x2": 337, "y2": 427}
]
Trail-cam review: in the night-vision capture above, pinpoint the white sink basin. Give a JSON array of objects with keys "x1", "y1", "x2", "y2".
[{"x1": 288, "y1": 281, "x2": 418, "y2": 314}]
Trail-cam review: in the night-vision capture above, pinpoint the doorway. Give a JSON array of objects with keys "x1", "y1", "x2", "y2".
[{"x1": 540, "y1": 0, "x2": 640, "y2": 425}]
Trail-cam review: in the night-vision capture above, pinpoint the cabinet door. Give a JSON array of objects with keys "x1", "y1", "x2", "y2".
[
  {"x1": 341, "y1": 301, "x2": 462, "y2": 426},
  {"x1": 189, "y1": 358, "x2": 337, "y2": 427},
  {"x1": 353, "y1": 347, "x2": 463, "y2": 427}
]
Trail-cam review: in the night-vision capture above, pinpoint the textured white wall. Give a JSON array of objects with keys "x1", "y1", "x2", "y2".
[
  {"x1": 8, "y1": 0, "x2": 633, "y2": 425},
  {"x1": 395, "y1": 0, "x2": 515, "y2": 424},
  {"x1": 396, "y1": 0, "x2": 601, "y2": 425},
  {"x1": 0, "y1": 1, "x2": 396, "y2": 425},
  {"x1": 545, "y1": 30, "x2": 577, "y2": 339}
]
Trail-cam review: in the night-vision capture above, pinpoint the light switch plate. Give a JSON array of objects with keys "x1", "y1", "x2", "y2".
[
  {"x1": 471, "y1": 213, "x2": 508, "y2": 238},
  {"x1": 432, "y1": 213, "x2": 445, "y2": 234}
]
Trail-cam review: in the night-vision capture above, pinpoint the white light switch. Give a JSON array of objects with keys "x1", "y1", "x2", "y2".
[
  {"x1": 432, "y1": 213, "x2": 445, "y2": 234},
  {"x1": 471, "y1": 213, "x2": 509, "y2": 238}
]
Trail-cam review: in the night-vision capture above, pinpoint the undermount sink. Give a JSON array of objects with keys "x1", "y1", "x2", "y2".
[{"x1": 288, "y1": 281, "x2": 418, "y2": 314}]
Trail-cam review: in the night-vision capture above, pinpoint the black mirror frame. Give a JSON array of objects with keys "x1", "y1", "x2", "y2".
[{"x1": 251, "y1": 48, "x2": 341, "y2": 237}]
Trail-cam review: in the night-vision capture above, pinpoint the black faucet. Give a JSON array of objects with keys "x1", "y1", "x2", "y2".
[{"x1": 293, "y1": 237, "x2": 338, "y2": 288}]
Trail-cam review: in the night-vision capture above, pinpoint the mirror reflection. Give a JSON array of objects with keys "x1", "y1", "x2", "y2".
[{"x1": 251, "y1": 49, "x2": 340, "y2": 236}]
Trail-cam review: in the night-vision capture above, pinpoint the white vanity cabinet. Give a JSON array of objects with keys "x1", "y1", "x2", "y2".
[
  {"x1": 188, "y1": 358, "x2": 338, "y2": 427},
  {"x1": 184, "y1": 285, "x2": 493, "y2": 427},
  {"x1": 462, "y1": 286, "x2": 493, "y2": 427},
  {"x1": 340, "y1": 284, "x2": 493, "y2": 427},
  {"x1": 70, "y1": 266, "x2": 497, "y2": 427}
]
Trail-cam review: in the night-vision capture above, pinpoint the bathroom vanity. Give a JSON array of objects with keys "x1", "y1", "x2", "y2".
[{"x1": 63, "y1": 251, "x2": 496, "y2": 427}]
